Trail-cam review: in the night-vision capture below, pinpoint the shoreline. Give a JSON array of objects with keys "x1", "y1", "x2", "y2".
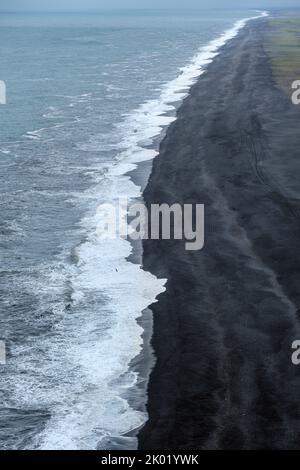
[
  {"x1": 138, "y1": 16, "x2": 300, "y2": 450},
  {"x1": 121, "y1": 14, "x2": 269, "y2": 449}
]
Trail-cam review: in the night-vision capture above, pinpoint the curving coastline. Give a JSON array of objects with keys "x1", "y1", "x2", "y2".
[{"x1": 139, "y1": 16, "x2": 300, "y2": 450}]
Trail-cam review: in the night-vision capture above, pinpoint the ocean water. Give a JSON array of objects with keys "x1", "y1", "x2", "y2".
[{"x1": 0, "y1": 10, "x2": 267, "y2": 450}]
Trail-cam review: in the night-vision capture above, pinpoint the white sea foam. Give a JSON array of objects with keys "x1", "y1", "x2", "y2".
[{"x1": 5, "y1": 10, "x2": 268, "y2": 450}]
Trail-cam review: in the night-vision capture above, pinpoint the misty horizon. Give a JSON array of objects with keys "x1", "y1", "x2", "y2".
[{"x1": 0, "y1": 0, "x2": 299, "y2": 13}]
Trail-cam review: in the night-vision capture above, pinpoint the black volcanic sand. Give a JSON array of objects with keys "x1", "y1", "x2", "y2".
[{"x1": 138, "y1": 18, "x2": 300, "y2": 450}]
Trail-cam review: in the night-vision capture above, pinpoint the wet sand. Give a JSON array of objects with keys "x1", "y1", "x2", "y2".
[{"x1": 138, "y1": 18, "x2": 300, "y2": 450}]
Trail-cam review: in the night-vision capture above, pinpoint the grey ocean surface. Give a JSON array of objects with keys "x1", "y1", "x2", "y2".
[{"x1": 0, "y1": 10, "x2": 254, "y2": 450}]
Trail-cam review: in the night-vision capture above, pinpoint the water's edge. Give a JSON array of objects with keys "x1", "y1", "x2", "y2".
[{"x1": 123, "y1": 9, "x2": 269, "y2": 451}]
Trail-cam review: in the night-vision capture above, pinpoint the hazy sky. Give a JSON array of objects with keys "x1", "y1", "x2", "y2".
[{"x1": 0, "y1": 0, "x2": 298, "y2": 12}]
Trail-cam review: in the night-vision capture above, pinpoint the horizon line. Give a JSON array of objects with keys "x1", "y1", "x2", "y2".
[{"x1": 0, "y1": 7, "x2": 295, "y2": 14}]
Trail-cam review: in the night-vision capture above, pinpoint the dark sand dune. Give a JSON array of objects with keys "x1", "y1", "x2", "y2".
[{"x1": 139, "y1": 18, "x2": 300, "y2": 450}]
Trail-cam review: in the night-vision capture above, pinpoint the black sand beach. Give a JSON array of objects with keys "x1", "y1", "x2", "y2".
[{"x1": 139, "y1": 17, "x2": 300, "y2": 450}]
